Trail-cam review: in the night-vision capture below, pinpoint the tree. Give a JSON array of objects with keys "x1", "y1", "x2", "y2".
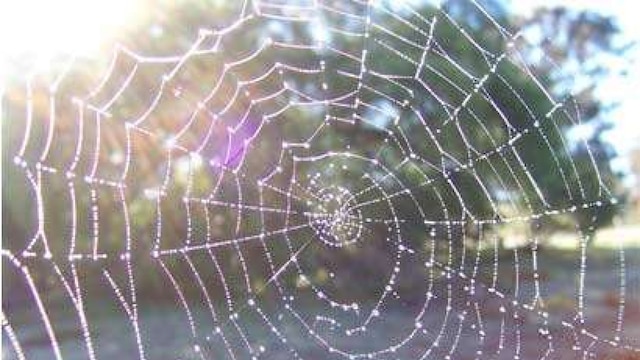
[
  {"x1": 518, "y1": 6, "x2": 626, "y2": 236},
  {"x1": 2, "y1": 0, "x2": 626, "y2": 298}
]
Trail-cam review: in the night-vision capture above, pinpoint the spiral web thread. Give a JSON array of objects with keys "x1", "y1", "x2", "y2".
[{"x1": 2, "y1": 0, "x2": 637, "y2": 359}]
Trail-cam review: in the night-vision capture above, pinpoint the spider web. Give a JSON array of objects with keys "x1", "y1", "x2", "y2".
[{"x1": 2, "y1": 0, "x2": 638, "y2": 359}]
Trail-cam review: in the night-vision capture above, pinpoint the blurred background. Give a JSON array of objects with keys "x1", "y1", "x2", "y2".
[{"x1": 2, "y1": 0, "x2": 640, "y2": 359}]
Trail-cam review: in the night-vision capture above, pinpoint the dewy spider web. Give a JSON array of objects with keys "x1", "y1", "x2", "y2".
[{"x1": 2, "y1": 0, "x2": 637, "y2": 359}]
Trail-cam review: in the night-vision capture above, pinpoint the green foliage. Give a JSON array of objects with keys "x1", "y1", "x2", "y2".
[{"x1": 2, "y1": 0, "x2": 624, "y2": 299}]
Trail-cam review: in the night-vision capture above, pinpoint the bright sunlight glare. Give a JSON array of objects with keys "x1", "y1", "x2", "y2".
[{"x1": 0, "y1": 0, "x2": 140, "y2": 82}]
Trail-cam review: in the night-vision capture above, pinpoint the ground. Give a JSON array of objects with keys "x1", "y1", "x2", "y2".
[{"x1": 3, "y1": 248, "x2": 640, "y2": 360}]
